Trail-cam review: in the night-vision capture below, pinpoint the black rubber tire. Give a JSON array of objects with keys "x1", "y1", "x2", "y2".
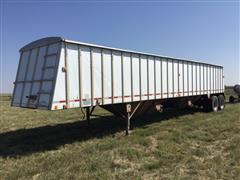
[
  {"x1": 218, "y1": 95, "x2": 225, "y2": 110},
  {"x1": 211, "y1": 96, "x2": 219, "y2": 112},
  {"x1": 229, "y1": 96, "x2": 235, "y2": 103}
]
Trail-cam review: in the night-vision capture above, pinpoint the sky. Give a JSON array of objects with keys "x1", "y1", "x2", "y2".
[{"x1": 0, "y1": 0, "x2": 239, "y2": 93}]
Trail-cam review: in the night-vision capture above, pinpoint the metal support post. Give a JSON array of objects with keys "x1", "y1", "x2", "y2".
[
  {"x1": 126, "y1": 112, "x2": 130, "y2": 135},
  {"x1": 86, "y1": 107, "x2": 90, "y2": 127},
  {"x1": 90, "y1": 106, "x2": 96, "y2": 116},
  {"x1": 126, "y1": 104, "x2": 131, "y2": 135}
]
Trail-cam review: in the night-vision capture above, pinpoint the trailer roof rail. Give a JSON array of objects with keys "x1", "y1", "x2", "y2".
[{"x1": 20, "y1": 36, "x2": 223, "y2": 68}]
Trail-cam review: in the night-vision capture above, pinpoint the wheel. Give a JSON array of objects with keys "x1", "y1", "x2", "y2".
[
  {"x1": 218, "y1": 95, "x2": 225, "y2": 110},
  {"x1": 229, "y1": 96, "x2": 234, "y2": 103},
  {"x1": 210, "y1": 96, "x2": 219, "y2": 112}
]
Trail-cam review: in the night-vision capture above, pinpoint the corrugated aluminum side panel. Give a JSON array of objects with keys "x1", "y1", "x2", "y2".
[{"x1": 50, "y1": 42, "x2": 224, "y2": 110}]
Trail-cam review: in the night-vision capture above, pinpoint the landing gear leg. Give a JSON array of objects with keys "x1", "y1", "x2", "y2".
[
  {"x1": 86, "y1": 107, "x2": 90, "y2": 127},
  {"x1": 125, "y1": 103, "x2": 142, "y2": 135},
  {"x1": 126, "y1": 104, "x2": 131, "y2": 135}
]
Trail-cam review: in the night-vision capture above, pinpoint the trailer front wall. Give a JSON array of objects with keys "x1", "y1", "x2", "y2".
[
  {"x1": 12, "y1": 43, "x2": 61, "y2": 109},
  {"x1": 51, "y1": 42, "x2": 224, "y2": 110}
]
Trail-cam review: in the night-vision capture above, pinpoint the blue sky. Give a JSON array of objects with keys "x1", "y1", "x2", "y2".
[{"x1": 0, "y1": 1, "x2": 239, "y2": 93}]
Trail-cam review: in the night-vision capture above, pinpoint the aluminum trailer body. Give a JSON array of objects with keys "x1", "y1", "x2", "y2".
[{"x1": 12, "y1": 37, "x2": 225, "y2": 134}]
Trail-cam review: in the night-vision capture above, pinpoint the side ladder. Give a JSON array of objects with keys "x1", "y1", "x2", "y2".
[{"x1": 34, "y1": 44, "x2": 61, "y2": 109}]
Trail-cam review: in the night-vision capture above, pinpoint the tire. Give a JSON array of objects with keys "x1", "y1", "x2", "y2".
[
  {"x1": 218, "y1": 95, "x2": 225, "y2": 110},
  {"x1": 210, "y1": 96, "x2": 219, "y2": 112},
  {"x1": 229, "y1": 96, "x2": 234, "y2": 103}
]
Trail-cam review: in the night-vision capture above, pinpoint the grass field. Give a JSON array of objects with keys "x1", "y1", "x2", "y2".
[{"x1": 0, "y1": 90, "x2": 239, "y2": 179}]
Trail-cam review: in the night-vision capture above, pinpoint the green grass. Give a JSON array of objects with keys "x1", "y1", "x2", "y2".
[{"x1": 0, "y1": 93, "x2": 239, "y2": 179}]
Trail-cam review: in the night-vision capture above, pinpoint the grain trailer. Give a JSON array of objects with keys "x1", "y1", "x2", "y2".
[
  {"x1": 229, "y1": 84, "x2": 240, "y2": 103},
  {"x1": 12, "y1": 37, "x2": 225, "y2": 134}
]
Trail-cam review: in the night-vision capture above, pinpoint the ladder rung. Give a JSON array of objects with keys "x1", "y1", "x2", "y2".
[
  {"x1": 44, "y1": 53, "x2": 58, "y2": 58},
  {"x1": 14, "y1": 79, "x2": 54, "y2": 84},
  {"x1": 38, "y1": 91, "x2": 52, "y2": 95},
  {"x1": 42, "y1": 78, "x2": 54, "y2": 81},
  {"x1": 42, "y1": 66, "x2": 55, "y2": 70}
]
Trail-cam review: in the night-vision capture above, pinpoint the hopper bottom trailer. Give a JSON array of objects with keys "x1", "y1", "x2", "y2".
[
  {"x1": 12, "y1": 37, "x2": 225, "y2": 135},
  {"x1": 229, "y1": 84, "x2": 240, "y2": 103}
]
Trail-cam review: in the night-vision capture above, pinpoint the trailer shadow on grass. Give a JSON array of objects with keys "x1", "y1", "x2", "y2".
[{"x1": 0, "y1": 107, "x2": 199, "y2": 158}]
